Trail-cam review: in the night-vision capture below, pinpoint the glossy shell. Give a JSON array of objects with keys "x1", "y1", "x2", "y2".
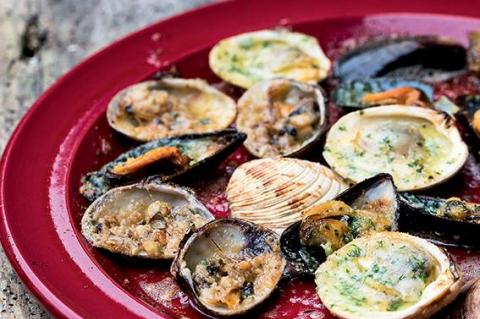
[
  {"x1": 280, "y1": 173, "x2": 399, "y2": 276},
  {"x1": 209, "y1": 29, "x2": 331, "y2": 89},
  {"x1": 334, "y1": 36, "x2": 467, "y2": 83},
  {"x1": 226, "y1": 158, "x2": 347, "y2": 233},
  {"x1": 80, "y1": 130, "x2": 246, "y2": 201},
  {"x1": 236, "y1": 78, "x2": 328, "y2": 157},
  {"x1": 171, "y1": 219, "x2": 286, "y2": 317},
  {"x1": 315, "y1": 232, "x2": 462, "y2": 319},
  {"x1": 81, "y1": 182, "x2": 214, "y2": 259},
  {"x1": 106, "y1": 78, "x2": 237, "y2": 141},
  {"x1": 399, "y1": 193, "x2": 480, "y2": 248},
  {"x1": 323, "y1": 105, "x2": 469, "y2": 191}
]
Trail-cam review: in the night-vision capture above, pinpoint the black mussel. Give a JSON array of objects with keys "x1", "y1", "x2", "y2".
[
  {"x1": 81, "y1": 181, "x2": 214, "y2": 259},
  {"x1": 80, "y1": 130, "x2": 246, "y2": 201},
  {"x1": 459, "y1": 95, "x2": 480, "y2": 138},
  {"x1": 280, "y1": 173, "x2": 399, "y2": 276},
  {"x1": 335, "y1": 36, "x2": 467, "y2": 83},
  {"x1": 171, "y1": 219, "x2": 286, "y2": 317},
  {"x1": 399, "y1": 193, "x2": 480, "y2": 248},
  {"x1": 332, "y1": 78, "x2": 433, "y2": 108}
]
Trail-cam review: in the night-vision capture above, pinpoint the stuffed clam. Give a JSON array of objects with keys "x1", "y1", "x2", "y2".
[
  {"x1": 81, "y1": 182, "x2": 214, "y2": 259},
  {"x1": 226, "y1": 158, "x2": 347, "y2": 233},
  {"x1": 315, "y1": 232, "x2": 462, "y2": 319},
  {"x1": 209, "y1": 29, "x2": 331, "y2": 89},
  {"x1": 236, "y1": 78, "x2": 328, "y2": 157},
  {"x1": 171, "y1": 219, "x2": 286, "y2": 317},
  {"x1": 323, "y1": 105, "x2": 469, "y2": 191},
  {"x1": 106, "y1": 78, "x2": 237, "y2": 141},
  {"x1": 80, "y1": 130, "x2": 246, "y2": 201},
  {"x1": 280, "y1": 173, "x2": 399, "y2": 276}
]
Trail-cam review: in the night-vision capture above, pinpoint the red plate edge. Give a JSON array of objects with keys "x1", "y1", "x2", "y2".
[{"x1": 3, "y1": 0, "x2": 480, "y2": 318}]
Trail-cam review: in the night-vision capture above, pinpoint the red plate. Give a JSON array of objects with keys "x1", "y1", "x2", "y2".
[{"x1": 3, "y1": 0, "x2": 480, "y2": 318}]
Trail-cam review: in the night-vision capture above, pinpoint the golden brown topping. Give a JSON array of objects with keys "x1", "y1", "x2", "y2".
[
  {"x1": 111, "y1": 146, "x2": 190, "y2": 176},
  {"x1": 362, "y1": 87, "x2": 428, "y2": 107},
  {"x1": 468, "y1": 30, "x2": 480, "y2": 72},
  {"x1": 303, "y1": 200, "x2": 353, "y2": 218}
]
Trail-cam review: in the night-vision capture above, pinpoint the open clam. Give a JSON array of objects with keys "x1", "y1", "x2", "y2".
[
  {"x1": 209, "y1": 29, "x2": 331, "y2": 89},
  {"x1": 334, "y1": 36, "x2": 467, "y2": 83},
  {"x1": 236, "y1": 78, "x2": 328, "y2": 158},
  {"x1": 315, "y1": 232, "x2": 462, "y2": 319},
  {"x1": 80, "y1": 130, "x2": 246, "y2": 201},
  {"x1": 323, "y1": 105, "x2": 469, "y2": 191},
  {"x1": 106, "y1": 78, "x2": 237, "y2": 141},
  {"x1": 280, "y1": 174, "x2": 399, "y2": 276},
  {"x1": 171, "y1": 219, "x2": 286, "y2": 317},
  {"x1": 81, "y1": 181, "x2": 214, "y2": 259},
  {"x1": 399, "y1": 193, "x2": 480, "y2": 248},
  {"x1": 226, "y1": 158, "x2": 347, "y2": 233}
]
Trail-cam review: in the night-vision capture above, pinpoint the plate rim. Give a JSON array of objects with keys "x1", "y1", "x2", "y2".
[{"x1": 3, "y1": 0, "x2": 480, "y2": 318}]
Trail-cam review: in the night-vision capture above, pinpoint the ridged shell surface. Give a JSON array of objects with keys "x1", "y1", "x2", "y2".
[{"x1": 226, "y1": 158, "x2": 347, "y2": 232}]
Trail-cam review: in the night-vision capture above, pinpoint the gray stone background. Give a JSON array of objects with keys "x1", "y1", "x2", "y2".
[{"x1": 0, "y1": 1, "x2": 213, "y2": 317}]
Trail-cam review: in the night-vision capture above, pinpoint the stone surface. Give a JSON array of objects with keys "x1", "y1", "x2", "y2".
[{"x1": 0, "y1": 0, "x2": 213, "y2": 317}]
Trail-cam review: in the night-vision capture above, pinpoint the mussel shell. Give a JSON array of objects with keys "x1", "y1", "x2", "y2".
[
  {"x1": 332, "y1": 78, "x2": 433, "y2": 108},
  {"x1": 226, "y1": 158, "x2": 347, "y2": 233},
  {"x1": 399, "y1": 193, "x2": 480, "y2": 248},
  {"x1": 81, "y1": 181, "x2": 214, "y2": 259},
  {"x1": 106, "y1": 78, "x2": 237, "y2": 142},
  {"x1": 236, "y1": 78, "x2": 328, "y2": 158},
  {"x1": 80, "y1": 130, "x2": 246, "y2": 201},
  {"x1": 171, "y1": 219, "x2": 286, "y2": 317},
  {"x1": 335, "y1": 36, "x2": 467, "y2": 83},
  {"x1": 280, "y1": 173, "x2": 399, "y2": 277}
]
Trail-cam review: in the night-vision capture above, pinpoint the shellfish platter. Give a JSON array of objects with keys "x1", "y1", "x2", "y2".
[{"x1": 3, "y1": 1, "x2": 480, "y2": 319}]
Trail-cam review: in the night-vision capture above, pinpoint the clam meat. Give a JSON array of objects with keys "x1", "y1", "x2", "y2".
[
  {"x1": 81, "y1": 182, "x2": 214, "y2": 259},
  {"x1": 171, "y1": 219, "x2": 286, "y2": 317}
]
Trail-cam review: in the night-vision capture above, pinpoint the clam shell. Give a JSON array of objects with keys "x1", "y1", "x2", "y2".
[
  {"x1": 171, "y1": 219, "x2": 286, "y2": 317},
  {"x1": 323, "y1": 105, "x2": 469, "y2": 191},
  {"x1": 315, "y1": 232, "x2": 462, "y2": 319},
  {"x1": 81, "y1": 181, "x2": 214, "y2": 259},
  {"x1": 226, "y1": 158, "x2": 347, "y2": 233},
  {"x1": 106, "y1": 78, "x2": 237, "y2": 141},
  {"x1": 236, "y1": 78, "x2": 328, "y2": 158}
]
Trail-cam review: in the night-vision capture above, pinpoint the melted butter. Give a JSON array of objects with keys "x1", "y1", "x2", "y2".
[
  {"x1": 325, "y1": 112, "x2": 462, "y2": 190},
  {"x1": 316, "y1": 238, "x2": 439, "y2": 313}
]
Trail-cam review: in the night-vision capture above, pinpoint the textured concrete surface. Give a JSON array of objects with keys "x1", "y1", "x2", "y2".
[{"x1": 0, "y1": 1, "x2": 213, "y2": 317}]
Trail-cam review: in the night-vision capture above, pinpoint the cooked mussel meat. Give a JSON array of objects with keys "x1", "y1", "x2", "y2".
[
  {"x1": 107, "y1": 78, "x2": 237, "y2": 141},
  {"x1": 280, "y1": 173, "x2": 398, "y2": 276},
  {"x1": 81, "y1": 181, "x2": 214, "y2": 259},
  {"x1": 333, "y1": 78, "x2": 433, "y2": 108},
  {"x1": 236, "y1": 78, "x2": 327, "y2": 157},
  {"x1": 399, "y1": 193, "x2": 480, "y2": 248},
  {"x1": 315, "y1": 232, "x2": 462, "y2": 319},
  {"x1": 335, "y1": 36, "x2": 467, "y2": 83},
  {"x1": 80, "y1": 130, "x2": 246, "y2": 201},
  {"x1": 171, "y1": 219, "x2": 286, "y2": 317}
]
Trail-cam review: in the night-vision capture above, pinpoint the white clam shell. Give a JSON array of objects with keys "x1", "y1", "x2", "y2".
[{"x1": 226, "y1": 158, "x2": 347, "y2": 233}]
